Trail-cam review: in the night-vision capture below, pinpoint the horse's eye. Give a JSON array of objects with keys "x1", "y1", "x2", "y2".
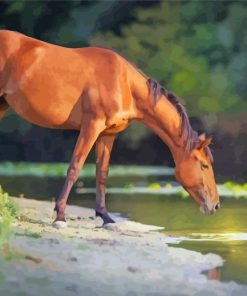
[{"x1": 201, "y1": 163, "x2": 209, "y2": 169}]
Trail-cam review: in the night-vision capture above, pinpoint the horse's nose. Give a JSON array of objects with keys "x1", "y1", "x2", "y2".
[{"x1": 215, "y1": 203, "x2": 220, "y2": 210}]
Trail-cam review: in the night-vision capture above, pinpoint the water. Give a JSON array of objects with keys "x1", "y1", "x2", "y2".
[{"x1": 0, "y1": 171, "x2": 246, "y2": 286}]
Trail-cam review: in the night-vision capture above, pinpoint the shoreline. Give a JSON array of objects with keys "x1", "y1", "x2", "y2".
[{"x1": 0, "y1": 197, "x2": 246, "y2": 296}]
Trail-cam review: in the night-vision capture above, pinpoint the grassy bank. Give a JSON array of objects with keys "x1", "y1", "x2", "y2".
[{"x1": 0, "y1": 186, "x2": 18, "y2": 249}]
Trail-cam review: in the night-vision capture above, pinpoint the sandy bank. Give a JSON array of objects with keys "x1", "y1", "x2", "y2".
[{"x1": 0, "y1": 197, "x2": 246, "y2": 296}]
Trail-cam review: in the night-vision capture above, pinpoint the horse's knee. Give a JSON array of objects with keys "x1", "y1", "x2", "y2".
[
  {"x1": 66, "y1": 156, "x2": 81, "y2": 182},
  {"x1": 67, "y1": 169, "x2": 79, "y2": 183},
  {"x1": 97, "y1": 170, "x2": 109, "y2": 185},
  {"x1": 67, "y1": 164, "x2": 81, "y2": 183}
]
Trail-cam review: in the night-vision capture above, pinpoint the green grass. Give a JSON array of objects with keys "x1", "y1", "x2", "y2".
[
  {"x1": 0, "y1": 186, "x2": 19, "y2": 249},
  {"x1": 0, "y1": 188, "x2": 42, "y2": 263}
]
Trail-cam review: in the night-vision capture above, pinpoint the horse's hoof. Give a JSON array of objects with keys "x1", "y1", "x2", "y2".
[
  {"x1": 95, "y1": 211, "x2": 115, "y2": 225},
  {"x1": 52, "y1": 220, "x2": 68, "y2": 229},
  {"x1": 103, "y1": 219, "x2": 115, "y2": 225},
  {"x1": 103, "y1": 222, "x2": 118, "y2": 231}
]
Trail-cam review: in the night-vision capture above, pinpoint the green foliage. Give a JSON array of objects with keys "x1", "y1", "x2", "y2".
[
  {"x1": 0, "y1": 186, "x2": 18, "y2": 248},
  {"x1": 92, "y1": 2, "x2": 246, "y2": 117}
]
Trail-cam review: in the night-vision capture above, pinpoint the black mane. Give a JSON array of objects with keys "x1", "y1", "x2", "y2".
[{"x1": 147, "y1": 78, "x2": 213, "y2": 162}]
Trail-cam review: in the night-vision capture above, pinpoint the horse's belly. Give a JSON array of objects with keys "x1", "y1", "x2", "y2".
[
  {"x1": 4, "y1": 47, "x2": 85, "y2": 128},
  {"x1": 5, "y1": 91, "x2": 81, "y2": 129}
]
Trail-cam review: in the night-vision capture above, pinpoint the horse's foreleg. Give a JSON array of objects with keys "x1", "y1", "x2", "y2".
[
  {"x1": 95, "y1": 134, "x2": 116, "y2": 224},
  {"x1": 53, "y1": 117, "x2": 104, "y2": 225}
]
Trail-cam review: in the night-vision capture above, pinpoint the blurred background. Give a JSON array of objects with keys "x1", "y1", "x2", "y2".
[{"x1": 0, "y1": 0, "x2": 246, "y2": 181}]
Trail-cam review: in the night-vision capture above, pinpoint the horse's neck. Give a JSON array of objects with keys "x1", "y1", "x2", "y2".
[
  {"x1": 132, "y1": 75, "x2": 185, "y2": 164},
  {"x1": 144, "y1": 100, "x2": 186, "y2": 164}
]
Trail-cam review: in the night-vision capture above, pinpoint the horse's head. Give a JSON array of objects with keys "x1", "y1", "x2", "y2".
[{"x1": 175, "y1": 133, "x2": 220, "y2": 214}]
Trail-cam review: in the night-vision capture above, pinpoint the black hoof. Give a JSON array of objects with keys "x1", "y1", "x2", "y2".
[{"x1": 96, "y1": 211, "x2": 115, "y2": 224}]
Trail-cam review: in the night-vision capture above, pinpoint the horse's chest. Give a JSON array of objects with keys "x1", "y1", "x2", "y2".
[{"x1": 104, "y1": 116, "x2": 131, "y2": 134}]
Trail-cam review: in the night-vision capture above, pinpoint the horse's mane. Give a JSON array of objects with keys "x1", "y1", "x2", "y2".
[
  {"x1": 147, "y1": 78, "x2": 213, "y2": 162},
  {"x1": 148, "y1": 78, "x2": 197, "y2": 152}
]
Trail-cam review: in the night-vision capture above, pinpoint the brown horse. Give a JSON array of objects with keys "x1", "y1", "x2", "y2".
[{"x1": 0, "y1": 30, "x2": 220, "y2": 226}]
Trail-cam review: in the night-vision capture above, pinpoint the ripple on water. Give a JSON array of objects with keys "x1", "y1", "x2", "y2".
[{"x1": 186, "y1": 232, "x2": 247, "y2": 242}]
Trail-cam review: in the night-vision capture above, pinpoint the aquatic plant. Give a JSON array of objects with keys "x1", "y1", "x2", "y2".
[
  {"x1": 148, "y1": 183, "x2": 161, "y2": 190},
  {"x1": 0, "y1": 162, "x2": 173, "y2": 178},
  {"x1": 218, "y1": 182, "x2": 247, "y2": 199},
  {"x1": 223, "y1": 181, "x2": 247, "y2": 192}
]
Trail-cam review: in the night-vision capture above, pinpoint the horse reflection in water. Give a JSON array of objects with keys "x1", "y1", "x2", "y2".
[
  {"x1": 0, "y1": 30, "x2": 219, "y2": 226},
  {"x1": 203, "y1": 268, "x2": 221, "y2": 281}
]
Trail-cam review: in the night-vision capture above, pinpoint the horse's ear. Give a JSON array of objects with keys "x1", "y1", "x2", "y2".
[{"x1": 196, "y1": 134, "x2": 212, "y2": 150}]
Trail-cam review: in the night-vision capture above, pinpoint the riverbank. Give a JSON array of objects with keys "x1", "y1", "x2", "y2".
[{"x1": 0, "y1": 197, "x2": 246, "y2": 296}]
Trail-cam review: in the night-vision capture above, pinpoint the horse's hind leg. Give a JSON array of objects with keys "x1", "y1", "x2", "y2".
[
  {"x1": 53, "y1": 117, "x2": 105, "y2": 227},
  {"x1": 95, "y1": 134, "x2": 116, "y2": 224}
]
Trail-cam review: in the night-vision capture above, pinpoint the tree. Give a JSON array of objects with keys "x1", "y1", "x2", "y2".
[{"x1": 91, "y1": 2, "x2": 246, "y2": 117}]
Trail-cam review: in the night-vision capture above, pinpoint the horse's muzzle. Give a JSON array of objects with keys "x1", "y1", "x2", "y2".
[{"x1": 200, "y1": 202, "x2": 220, "y2": 214}]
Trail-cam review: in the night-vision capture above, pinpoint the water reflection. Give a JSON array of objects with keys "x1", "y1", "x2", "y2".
[{"x1": 202, "y1": 268, "x2": 221, "y2": 281}]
